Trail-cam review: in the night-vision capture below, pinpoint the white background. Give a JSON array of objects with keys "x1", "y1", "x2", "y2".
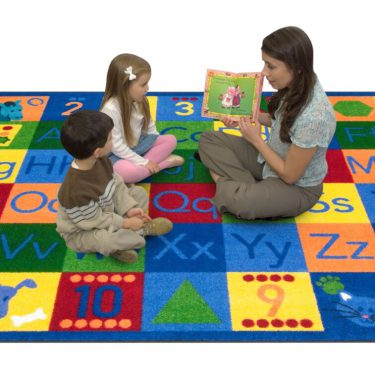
[
  {"x1": 1, "y1": 0, "x2": 374, "y2": 92},
  {"x1": 1, "y1": 0, "x2": 374, "y2": 373}
]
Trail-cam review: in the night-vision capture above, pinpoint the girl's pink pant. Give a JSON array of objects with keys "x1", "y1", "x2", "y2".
[{"x1": 113, "y1": 134, "x2": 178, "y2": 183}]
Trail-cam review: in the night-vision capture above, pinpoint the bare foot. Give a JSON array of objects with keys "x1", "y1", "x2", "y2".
[{"x1": 209, "y1": 170, "x2": 221, "y2": 182}]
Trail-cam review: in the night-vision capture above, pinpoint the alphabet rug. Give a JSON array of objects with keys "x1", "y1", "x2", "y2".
[{"x1": 0, "y1": 92, "x2": 374, "y2": 341}]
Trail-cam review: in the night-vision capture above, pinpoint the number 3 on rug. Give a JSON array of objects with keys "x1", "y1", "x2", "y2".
[{"x1": 175, "y1": 101, "x2": 194, "y2": 116}]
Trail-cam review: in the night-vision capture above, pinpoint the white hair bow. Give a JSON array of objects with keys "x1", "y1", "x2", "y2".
[{"x1": 124, "y1": 66, "x2": 136, "y2": 81}]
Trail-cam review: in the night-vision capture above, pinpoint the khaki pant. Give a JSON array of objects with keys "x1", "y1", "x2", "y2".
[
  {"x1": 64, "y1": 186, "x2": 148, "y2": 256},
  {"x1": 198, "y1": 131, "x2": 322, "y2": 220}
]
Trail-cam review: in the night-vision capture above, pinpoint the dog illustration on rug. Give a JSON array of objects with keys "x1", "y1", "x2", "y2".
[{"x1": 0, "y1": 279, "x2": 37, "y2": 319}]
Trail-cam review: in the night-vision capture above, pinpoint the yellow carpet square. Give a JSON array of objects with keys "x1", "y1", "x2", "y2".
[
  {"x1": 0, "y1": 272, "x2": 61, "y2": 331},
  {"x1": 0, "y1": 150, "x2": 27, "y2": 183},
  {"x1": 227, "y1": 272, "x2": 323, "y2": 331},
  {"x1": 148, "y1": 96, "x2": 157, "y2": 123},
  {"x1": 213, "y1": 121, "x2": 270, "y2": 140},
  {"x1": 295, "y1": 183, "x2": 370, "y2": 224}
]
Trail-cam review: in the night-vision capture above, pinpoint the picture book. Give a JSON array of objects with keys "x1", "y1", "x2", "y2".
[{"x1": 202, "y1": 69, "x2": 264, "y2": 121}]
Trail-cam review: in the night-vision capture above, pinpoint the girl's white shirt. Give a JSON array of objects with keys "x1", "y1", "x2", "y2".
[{"x1": 101, "y1": 97, "x2": 159, "y2": 166}]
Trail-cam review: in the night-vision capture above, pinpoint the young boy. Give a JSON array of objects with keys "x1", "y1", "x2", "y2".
[{"x1": 56, "y1": 110, "x2": 173, "y2": 263}]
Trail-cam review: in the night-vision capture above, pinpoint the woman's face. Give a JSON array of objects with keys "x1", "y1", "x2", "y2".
[
  {"x1": 128, "y1": 72, "x2": 151, "y2": 102},
  {"x1": 261, "y1": 51, "x2": 294, "y2": 90}
]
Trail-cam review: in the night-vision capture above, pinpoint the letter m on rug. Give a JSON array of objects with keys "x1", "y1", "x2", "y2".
[{"x1": 347, "y1": 156, "x2": 375, "y2": 174}]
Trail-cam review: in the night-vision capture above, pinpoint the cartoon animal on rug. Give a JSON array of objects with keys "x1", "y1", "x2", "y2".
[
  {"x1": 0, "y1": 100, "x2": 23, "y2": 121},
  {"x1": 316, "y1": 275, "x2": 375, "y2": 328},
  {"x1": 0, "y1": 279, "x2": 37, "y2": 319}
]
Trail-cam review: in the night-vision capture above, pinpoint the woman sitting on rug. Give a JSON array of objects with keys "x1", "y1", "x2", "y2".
[{"x1": 197, "y1": 26, "x2": 336, "y2": 220}]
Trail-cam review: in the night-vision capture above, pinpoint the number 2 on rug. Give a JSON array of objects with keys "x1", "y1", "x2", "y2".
[{"x1": 61, "y1": 101, "x2": 84, "y2": 116}]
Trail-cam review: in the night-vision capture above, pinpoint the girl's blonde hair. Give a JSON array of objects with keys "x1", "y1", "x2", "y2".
[{"x1": 101, "y1": 53, "x2": 151, "y2": 147}]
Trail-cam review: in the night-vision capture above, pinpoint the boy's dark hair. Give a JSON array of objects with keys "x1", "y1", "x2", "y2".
[{"x1": 60, "y1": 110, "x2": 114, "y2": 159}]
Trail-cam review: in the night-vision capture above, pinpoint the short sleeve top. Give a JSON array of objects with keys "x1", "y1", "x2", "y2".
[{"x1": 258, "y1": 79, "x2": 336, "y2": 187}]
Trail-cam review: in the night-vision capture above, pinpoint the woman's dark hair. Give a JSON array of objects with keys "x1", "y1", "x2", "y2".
[
  {"x1": 60, "y1": 110, "x2": 114, "y2": 159},
  {"x1": 262, "y1": 26, "x2": 316, "y2": 143}
]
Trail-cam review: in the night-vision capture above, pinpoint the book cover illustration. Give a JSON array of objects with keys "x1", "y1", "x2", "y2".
[{"x1": 202, "y1": 69, "x2": 264, "y2": 121}]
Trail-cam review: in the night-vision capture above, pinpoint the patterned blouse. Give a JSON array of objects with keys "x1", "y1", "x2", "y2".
[{"x1": 258, "y1": 79, "x2": 336, "y2": 187}]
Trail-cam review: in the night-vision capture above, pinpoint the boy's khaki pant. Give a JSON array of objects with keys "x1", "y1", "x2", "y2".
[
  {"x1": 63, "y1": 186, "x2": 148, "y2": 256},
  {"x1": 198, "y1": 131, "x2": 322, "y2": 220}
]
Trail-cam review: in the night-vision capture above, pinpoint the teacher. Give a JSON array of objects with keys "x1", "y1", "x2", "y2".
[{"x1": 197, "y1": 26, "x2": 336, "y2": 220}]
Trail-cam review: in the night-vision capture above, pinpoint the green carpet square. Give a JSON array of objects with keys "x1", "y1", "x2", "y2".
[
  {"x1": 1, "y1": 122, "x2": 38, "y2": 150},
  {"x1": 335, "y1": 122, "x2": 375, "y2": 149},
  {"x1": 0, "y1": 223, "x2": 66, "y2": 271},
  {"x1": 62, "y1": 246, "x2": 145, "y2": 272},
  {"x1": 155, "y1": 121, "x2": 215, "y2": 150},
  {"x1": 29, "y1": 121, "x2": 64, "y2": 150},
  {"x1": 149, "y1": 149, "x2": 212, "y2": 183}
]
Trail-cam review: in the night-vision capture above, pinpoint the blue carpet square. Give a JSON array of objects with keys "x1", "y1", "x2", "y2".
[
  {"x1": 145, "y1": 223, "x2": 225, "y2": 272},
  {"x1": 223, "y1": 223, "x2": 307, "y2": 271},
  {"x1": 311, "y1": 272, "x2": 375, "y2": 340},
  {"x1": 328, "y1": 134, "x2": 341, "y2": 150},
  {"x1": 155, "y1": 95, "x2": 210, "y2": 121},
  {"x1": 41, "y1": 93, "x2": 103, "y2": 121},
  {"x1": 142, "y1": 272, "x2": 231, "y2": 331},
  {"x1": 356, "y1": 184, "x2": 375, "y2": 223},
  {"x1": 17, "y1": 150, "x2": 72, "y2": 183}
]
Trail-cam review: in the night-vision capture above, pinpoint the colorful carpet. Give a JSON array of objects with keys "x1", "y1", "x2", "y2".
[{"x1": 0, "y1": 92, "x2": 374, "y2": 342}]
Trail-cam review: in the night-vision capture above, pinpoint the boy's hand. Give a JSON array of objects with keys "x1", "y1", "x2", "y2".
[
  {"x1": 123, "y1": 217, "x2": 144, "y2": 231},
  {"x1": 127, "y1": 207, "x2": 151, "y2": 222},
  {"x1": 146, "y1": 160, "x2": 160, "y2": 174}
]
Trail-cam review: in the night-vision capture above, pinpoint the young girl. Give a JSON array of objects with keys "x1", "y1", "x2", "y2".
[
  {"x1": 100, "y1": 53, "x2": 184, "y2": 183},
  {"x1": 198, "y1": 26, "x2": 336, "y2": 220}
]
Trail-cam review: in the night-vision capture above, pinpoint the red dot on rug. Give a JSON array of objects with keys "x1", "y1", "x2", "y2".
[
  {"x1": 2, "y1": 126, "x2": 13, "y2": 130},
  {"x1": 181, "y1": 97, "x2": 189, "y2": 101},
  {"x1": 270, "y1": 274, "x2": 281, "y2": 282},
  {"x1": 271, "y1": 319, "x2": 284, "y2": 328},
  {"x1": 172, "y1": 97, "x2": 179, "y2": 101},
  {"x1": 243, "y1": 274, "x2": 254, "y2": 282},
  {"x1": 286, "y1": 319, "x2": 298, "y2": 328},
  {"x1": 283, "y1": 274, "x2": 295, "y2": 282},
  {"x1": 257, "y1": 319, "x2": 269, "y2": 328},
  {"x1": 256, "y1": 274, "x2": 268, "y2": 282},
  {"x1": 242, "y1": 319, "x2": 255, "y2": 328},
  {"x1": 300, "y1": 319, "x2": 313, "y2": 328},
  {"x1": 190, "y1": 97, "x2": 198, "y2": 101}
]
